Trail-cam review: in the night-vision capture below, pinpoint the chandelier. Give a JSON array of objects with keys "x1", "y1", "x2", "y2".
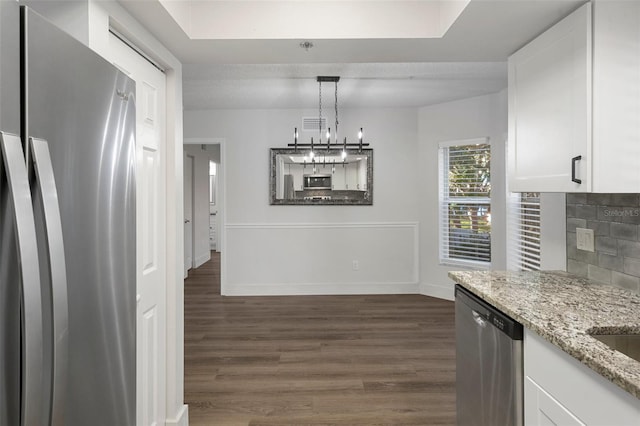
[{"x1": 289, "y1": 76, "x2": 369, "y2": 158}]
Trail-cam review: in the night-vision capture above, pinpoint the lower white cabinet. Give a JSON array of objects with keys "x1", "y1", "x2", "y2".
[
  {"x1": 524, "y1": 329, "x2": 640, "y2": 425},
  {"x1": 525, "y1": 377, "x2": 585, "y2": 425}
]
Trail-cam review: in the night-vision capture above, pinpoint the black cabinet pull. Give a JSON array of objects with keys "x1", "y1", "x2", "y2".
[{"x1": 571, "y1": 155, "x2": 582, "y2": 184}]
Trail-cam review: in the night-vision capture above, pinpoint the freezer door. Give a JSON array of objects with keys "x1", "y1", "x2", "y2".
[
  {"x1": 0, "y1": 2, "x2": 22, "y2": 423},
  {"x1": 24, "y1": 8, "x2": 136, "y2": 426},
  {"x1": 0, "y1": 0, "x2": 20, "y2": 136}
]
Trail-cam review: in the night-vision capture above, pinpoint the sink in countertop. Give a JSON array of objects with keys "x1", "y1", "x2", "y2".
[{"x1": 590, "y1": 333, "x2": 640, "y2": 363}]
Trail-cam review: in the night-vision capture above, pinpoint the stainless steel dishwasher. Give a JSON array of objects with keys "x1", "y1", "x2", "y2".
[{"x1": 455, "y1": 285, "x2": 524, "y2": 426}]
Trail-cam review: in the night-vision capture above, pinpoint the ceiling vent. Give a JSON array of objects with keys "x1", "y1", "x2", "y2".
[{"x1": 302, "y1": 117, "x2": 327, "y2": 132}]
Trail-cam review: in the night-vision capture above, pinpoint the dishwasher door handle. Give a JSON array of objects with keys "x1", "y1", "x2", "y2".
[{"x1": 472, "y1": 311, "x2": 487, "y2": 328}]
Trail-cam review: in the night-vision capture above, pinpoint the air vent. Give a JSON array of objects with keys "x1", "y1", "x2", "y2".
[{"x1": 302, "y1": 117, "x2": 327, "y2": 132}]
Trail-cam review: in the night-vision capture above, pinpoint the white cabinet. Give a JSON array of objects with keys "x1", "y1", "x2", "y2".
[
  {"x1": 524, "y1": 330, "x2": 640, "y2": 425},
  {"x1": 345, "y1": 162, "x2": 358, "y2": 190},
  {"x1": 333, "y1": 165, "x2": 347, "y2": 190},
  {"x1": 525, "y1": 377, "x2": 585, "y2": 426},
  {"x1": 357, "y1": 158, "x2": 367, "y2": 190},
  {"x1": 508, "y1": 1, "x2": 640, "y2": 193}
]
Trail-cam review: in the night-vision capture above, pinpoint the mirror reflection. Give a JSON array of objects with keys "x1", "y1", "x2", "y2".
[{"x1": 270, "y1": 148, "x2": 373, "y2": 205}]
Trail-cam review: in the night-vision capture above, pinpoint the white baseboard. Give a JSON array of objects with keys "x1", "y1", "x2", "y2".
[
  {"x1": 223, "y1": 281, "x2": 420, "y2": 296},
  {"x1": 419, "y1": 282, "x2": 454, "y2": 301},
  {"x1": 165, "y1": 404, "x2": 188, "y2": 426},
  {"x1": 194, "y1": 252, "x2": 211, "y2": 269}
]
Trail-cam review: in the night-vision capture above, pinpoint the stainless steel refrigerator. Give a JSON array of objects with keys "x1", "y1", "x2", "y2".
[{"x1": 1, "y1": 4, "x2": 136, "y2": 425}]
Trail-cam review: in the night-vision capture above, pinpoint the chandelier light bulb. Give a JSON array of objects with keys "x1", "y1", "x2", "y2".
[{"x1": 341, "y1": 150, "x2": 347, "y2": 160}]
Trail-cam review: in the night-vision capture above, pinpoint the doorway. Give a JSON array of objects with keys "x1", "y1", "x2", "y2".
[{"x1": 183, "y1": 140, "x2": 224, "y2": 294}]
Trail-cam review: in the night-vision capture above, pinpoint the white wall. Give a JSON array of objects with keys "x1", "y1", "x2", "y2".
[
  {"x1": 418, "y1": 91, "x2": 508, "y2": 300},
  {"x1": 185, "y1": 107, "x2": 421, "y2": 295},
  {"x1": 22, "y1": 1, "x2": 90, "y2": 44},
  {"x1": 184, "y1": 144, "x2": 214, "y2": 267}
]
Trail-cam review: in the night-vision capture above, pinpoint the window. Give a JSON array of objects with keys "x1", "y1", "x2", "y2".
[
  {"x1": 507, "y1": 192, "x2": 541, "y2": 271},
  {"x1": 438, "y1": 139, "x2": 491, "y2": 267}
]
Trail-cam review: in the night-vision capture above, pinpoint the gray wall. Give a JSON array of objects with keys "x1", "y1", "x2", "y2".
[{"x1": 567, "y1": 193, "x2": 640, "y2": 293}]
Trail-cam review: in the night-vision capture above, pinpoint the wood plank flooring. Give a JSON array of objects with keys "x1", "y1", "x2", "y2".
[{"x1": 185, "y1": 252, "x2": 456, "y2": 425}]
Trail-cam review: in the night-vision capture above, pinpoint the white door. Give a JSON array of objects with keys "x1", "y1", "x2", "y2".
[
  {"x1": 184, "y1": 154, "x2": 194, "y2": 277},
  {"x1": 108, "y1": 34, "x2": 167, "y2": 426}
]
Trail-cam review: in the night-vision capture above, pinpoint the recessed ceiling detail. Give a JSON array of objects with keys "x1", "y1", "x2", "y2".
[{"x1": 158, "y1": 0, "x2": 470, "y2": 40}]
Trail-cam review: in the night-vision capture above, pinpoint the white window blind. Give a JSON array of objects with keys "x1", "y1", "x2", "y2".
[
  {"x1": 438, "y1": 139, "x2": 491, "y2": 267},
  {"x1": 507, "y1": 192, "x2": 541, "y2": 271}
]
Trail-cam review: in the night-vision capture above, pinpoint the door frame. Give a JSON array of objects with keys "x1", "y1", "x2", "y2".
[
  {"x1": 184, "y1": 138, "x2": 226, "y2": 294},
  {"x1": 184, "y1": 153, "x2": 195, "y2": 277}
]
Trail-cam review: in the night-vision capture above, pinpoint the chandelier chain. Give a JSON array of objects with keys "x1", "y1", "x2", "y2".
[
  {"x1": 335, "y1": 81, "x2": 339, "y2": 144},
  {"x1": 318, "y1": 80, "x2": 322, "y2": 143}
]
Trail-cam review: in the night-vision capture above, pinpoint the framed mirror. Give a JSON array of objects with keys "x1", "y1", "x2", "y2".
[{"x1": 270, "y1": 148, "x2": 373, "y2": 205}]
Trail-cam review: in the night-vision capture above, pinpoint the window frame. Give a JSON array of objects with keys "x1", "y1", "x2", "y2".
[{"x1": 438, "y1": 138, "x2": 492, "y2": 268}]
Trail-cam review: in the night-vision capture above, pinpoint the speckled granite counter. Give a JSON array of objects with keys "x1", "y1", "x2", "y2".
[{"x1": 448, "y1": 270, "x2": 640, "y2": 400}]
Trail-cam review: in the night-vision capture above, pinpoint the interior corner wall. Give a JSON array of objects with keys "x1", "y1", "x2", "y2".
[
  {"x1": 184, "y1": 108, "x2": 421, "y2": 295},
  {"x1": 184, "y1": 145, "x2": 213, "y2": 268},
  {"x1": 418, "y1": 91, "x2": 508, "y2": 301}
]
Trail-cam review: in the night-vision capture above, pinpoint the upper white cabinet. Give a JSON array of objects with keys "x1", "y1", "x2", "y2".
[{"x1": 508, "y1": 1, "x2": 640, "y2": 193}]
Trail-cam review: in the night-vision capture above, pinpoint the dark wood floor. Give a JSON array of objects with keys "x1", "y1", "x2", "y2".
[{"x1": 184, "y1": 252, "x2": 456, "y2": 425}]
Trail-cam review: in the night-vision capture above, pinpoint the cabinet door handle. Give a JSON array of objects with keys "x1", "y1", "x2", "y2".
[{"x1": 571, "y1": 155, "x2": 582, "y2": 184}]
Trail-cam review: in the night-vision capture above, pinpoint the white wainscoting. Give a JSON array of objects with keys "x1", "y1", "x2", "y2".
[{"x1": 223, "y1": 222, "x2": 419, "y2": 296}]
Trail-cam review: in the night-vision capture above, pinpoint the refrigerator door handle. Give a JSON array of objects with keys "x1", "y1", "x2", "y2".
[
  {"x1": 0, "y1": 132, "x2": 44, "y2": 426},
  {"x1": 30, "y1": 137, "x2": 68, "y2": 425}
]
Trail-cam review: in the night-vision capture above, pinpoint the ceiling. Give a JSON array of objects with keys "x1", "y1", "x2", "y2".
[{"x1": 117, "y1": 0, "x2": 585, "y2": 110}]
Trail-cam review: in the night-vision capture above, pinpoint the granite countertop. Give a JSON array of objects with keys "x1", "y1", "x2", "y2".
[{"x1": 448, "y1": 270, "x2": 640, "y2": 400}]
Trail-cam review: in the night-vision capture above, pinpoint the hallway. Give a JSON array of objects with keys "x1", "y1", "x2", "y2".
[{"x1": 184, "y1": 253, "x2": 456, "y2": 425}]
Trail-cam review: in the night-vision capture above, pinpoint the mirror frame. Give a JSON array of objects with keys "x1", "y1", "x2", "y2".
[{"x1": 269, "y1": 148, "x2": 373, "y2": 205}]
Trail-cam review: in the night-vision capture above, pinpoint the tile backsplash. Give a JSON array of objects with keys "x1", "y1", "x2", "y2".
[{"x1": 567, "y1": 194, "x2": 640, "y2": 293}]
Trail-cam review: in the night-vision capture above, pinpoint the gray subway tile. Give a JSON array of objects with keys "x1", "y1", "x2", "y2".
[
  {"x1": 609, "y1": 194, "x2": 640, "y2": 207},
  {"x1": 598, "y1": 253, "x2": 624, "y2": 272},
  {"x1": 586, "y1": 193, "x2": 612, "y2": 206},
  {"x1": 610, "y1": 222, "x2": 638, "y2": 241},
  {"x1": 587, "y1": 264, "x2": 612, "y2": 284},
  {"x1": 567, "y1": 240, "x2": 598, "y2": 264},
  {"x1": 567, "y1": 193, "x2": 587, "y2": 204},
  {"x1": 618, "y1": 239, "x2": 640, "y2": 259},
  {"x1": 611, "y1": 271, "x2": 640, "y2": 293},
  {"x1": 567, "y1": 259, "x2": 588, "y2": 277},
  {"x1": 575, "y1": 204, "x2": 597, "y2": 220},
  {"x1": 597, "y1": 206, "x2": 640, "y2": 224},
  {"x1": 624, "y1": 257, "x2": 640, "y2": 277},
  {"x1": 595, "y1": 236, "x2": 617, "y2": 256},
  {"x1": 567, "y1": 218, "x2": 587, "y2": 233},
  {"x1": 566, "y1": 204, "x2": 576, "y2": 219},
  {"x1": 586, "y1": 221, "x2": 610, "y2": 237}
]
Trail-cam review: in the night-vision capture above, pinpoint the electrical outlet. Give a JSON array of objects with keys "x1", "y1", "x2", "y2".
[
  {"x1": 352, "y1": 260, "x2": 359, "y2": 271},
  {"x1": 576, "y1": 228, "x2": 595, "y2": 252}
]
